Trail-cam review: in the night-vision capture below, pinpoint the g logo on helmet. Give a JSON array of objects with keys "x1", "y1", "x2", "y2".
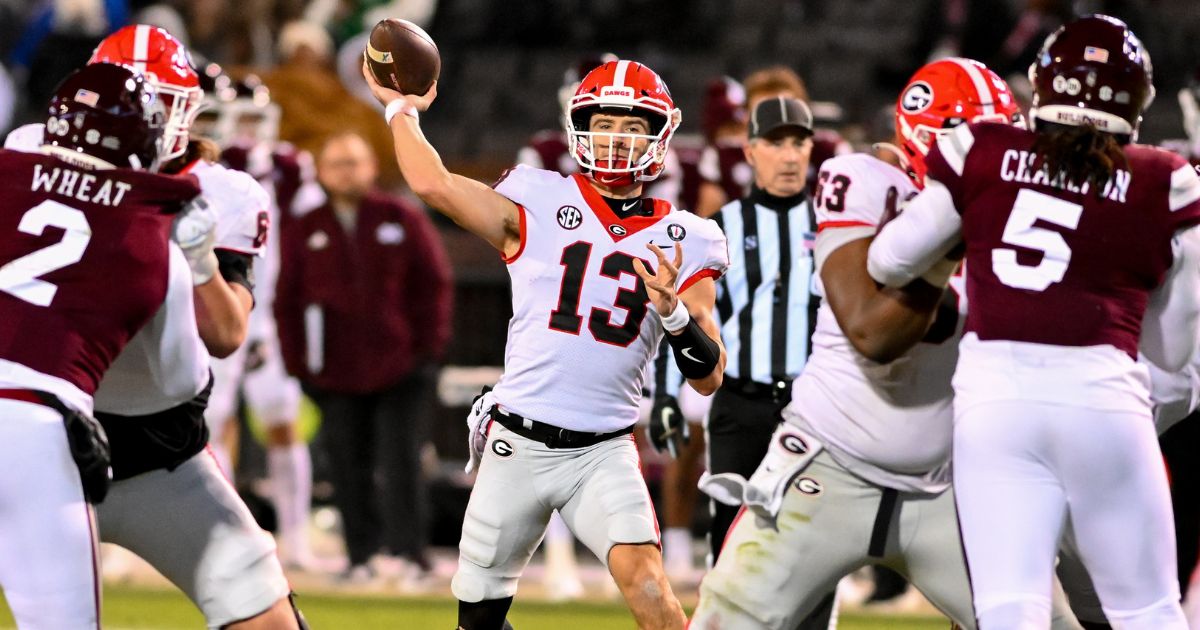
[
  {"x1": 901, "y1": 81, "x2": 934, "y2": 114},
  {"x1": 779, "y1": 433, "x2": 808, "y2": 455}
]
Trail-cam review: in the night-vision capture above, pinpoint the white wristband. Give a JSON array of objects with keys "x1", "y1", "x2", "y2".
[
  {"x1": 384, "y1": 100, "x2": 418, "y2": 125},
  {"x1": 658, "y1": 300, "x2": 690, "y2": 333}
]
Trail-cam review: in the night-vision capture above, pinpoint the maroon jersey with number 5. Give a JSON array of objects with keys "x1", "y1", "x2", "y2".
[
  {"x1": 924, "y1": 122, "x2": 1200, "y2": 357},
  {"x1": 0, "y1": 149, "x2": 199, "y2": 409}
]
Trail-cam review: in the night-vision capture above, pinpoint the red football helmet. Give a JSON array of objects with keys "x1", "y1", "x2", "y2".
[
  {"x1": 565, "y1": 60, "x2": 682, "y2": 187},
  {"x1": 41, "y1": 63, "x2": 167, "y2": 170},
  {"x1": 895, "y1": 57, "x2": 1022, "y2": 183},
  {"x1": 558, "y1": 52, "x2": 619, "y2": 113},
  {"x1": 1029, "y1": 15, "x2": 1153, "y2": 139},
  {"x1": 89, "y1": 25, "x2": 202, "y2": 161}
]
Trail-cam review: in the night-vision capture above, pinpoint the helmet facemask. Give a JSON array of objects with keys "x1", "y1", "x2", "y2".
[
  {"x1": 564, "y1": 60, "x2": 681, "y2": 188},
  {"x1": 154, "y1": 81, "x2": 204, "y2": 160},
  {"x1": 566, "y1": 106, "x2": 676, "y2": 185}
]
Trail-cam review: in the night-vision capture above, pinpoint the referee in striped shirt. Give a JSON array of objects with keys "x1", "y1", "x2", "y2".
[{"x1": 708, "y1": 96, "x2": 819, "y2": 558}]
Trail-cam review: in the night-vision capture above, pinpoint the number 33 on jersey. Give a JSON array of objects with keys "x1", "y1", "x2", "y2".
[{"x1": 490, "y1": 165, "x2": 729, "y2": 433}]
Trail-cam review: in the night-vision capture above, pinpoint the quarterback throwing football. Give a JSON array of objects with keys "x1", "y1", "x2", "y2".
[{"x1": 364, "y1": 58, "x2": 728, "y2": 630}]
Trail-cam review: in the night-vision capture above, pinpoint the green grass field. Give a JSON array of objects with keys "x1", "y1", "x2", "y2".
[{"x1": 0, "y1": 585, "x2": 950, "y2": 629}]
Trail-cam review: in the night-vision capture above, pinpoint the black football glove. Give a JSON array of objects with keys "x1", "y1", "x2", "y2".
[
  {"x1": 48, "y1": 396, "x2": 112, "y2": 504},
  {"x1": 243, "y1": 339, "x2": 268, "y2": 372},
  {"x1": 647, "y1": 395, "x2": 689, "y2": 459}
]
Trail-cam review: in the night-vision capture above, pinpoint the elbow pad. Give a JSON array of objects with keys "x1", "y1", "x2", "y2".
[{"x1": 666, "y1": 318, "x2": 721, "y2": 379}]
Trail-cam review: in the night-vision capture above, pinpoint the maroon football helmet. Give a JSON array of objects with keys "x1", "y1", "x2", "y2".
[
  {"x1": 42, "y1": 63, "x2": 167, "y2": 170},
  {"x1": 702, "y1": 76, "x2": 747, "y2": 142},
  {"x1": 1028, "y1": 14, "x2": 1154, "y2": 138}
]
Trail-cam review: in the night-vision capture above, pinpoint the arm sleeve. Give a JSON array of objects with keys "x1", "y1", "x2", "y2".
[
  {"x1": 404, "y1": 204, "x2": 454, "y2": 361},
  {"x1": 866, "y1": 180, "x2": 963, "y2": 287},
  {"x1": 215, "y1": 250, "x2": 255, "y2": 294},
  {"x1": 651, "y1": 338, "x2": 685, "y2": 399},
  {"x1": 1140, "y1": 224, "x2": 1200, "y2": 372}
]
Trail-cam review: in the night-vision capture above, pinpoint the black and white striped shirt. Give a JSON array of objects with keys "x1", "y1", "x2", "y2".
[
  {"x1": 713, "y1": 186, "x2": 818, "y2": 385},
  {"x1": 651, "y1": 186, "x2": 818, "y2": 397}
]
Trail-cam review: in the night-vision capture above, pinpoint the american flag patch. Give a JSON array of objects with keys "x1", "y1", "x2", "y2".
[
  {"x1": 74, "y1": 89, "x2": 100, "y2": 107},
  {"x1": 803, "y1": 231, "x2": 816, "y2": 251},
  {"x1": 1084, "y1": 46, "x2": 1109, "y2": 63}
]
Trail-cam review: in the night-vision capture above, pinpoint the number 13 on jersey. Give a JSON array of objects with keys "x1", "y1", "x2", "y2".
[{"x1": 549, "y1": 241, "x2": 652, "y2": 347}]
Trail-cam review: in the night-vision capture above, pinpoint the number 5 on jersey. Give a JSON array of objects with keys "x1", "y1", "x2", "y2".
[
  {"x1": 993, "y1": 189, "x2": 1083, "y2": 291},
  {"x1": 0, "y1": 200, "x2": 92, "y2": 307},
  {"x1": 549, "y1": 241, "x2": 652, "y2": 347}
]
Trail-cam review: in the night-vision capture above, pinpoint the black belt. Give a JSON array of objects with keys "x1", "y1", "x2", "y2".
[
  {"x1": 722, "y1": 376, "x2": 793, "y2": 404},
  {"x1": 491, "y1": 407, "x2": 633, "y2": 449},
  {"x1": 868, "y1": 488, "x2": 900, "y2": 558}
]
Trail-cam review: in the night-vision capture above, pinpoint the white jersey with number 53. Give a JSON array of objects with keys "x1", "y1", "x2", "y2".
[
  {"x1": 492, "y1": 165, "x2": 728, "y2": 433},
  {"x1": 789, "y1": 153, "x2": 965, "y2": 493}
]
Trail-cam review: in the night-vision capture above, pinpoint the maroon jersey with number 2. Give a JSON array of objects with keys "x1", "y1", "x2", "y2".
[
  {"x1": 924, "y1": 122, "x2": 1200, "y2": 358},
  {"x1": 0, "y1": 149, "x2": 200, "y2": 406}
]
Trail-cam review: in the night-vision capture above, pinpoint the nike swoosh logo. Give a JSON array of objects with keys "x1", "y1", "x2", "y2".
[
  {"x1": 681, "y1": 347, "x2": 701, "y2": 362},
  {"x1": 622, "y1": 201, "x2": 638, "y2": 212}
]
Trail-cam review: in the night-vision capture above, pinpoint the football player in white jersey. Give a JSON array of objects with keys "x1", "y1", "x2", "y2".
[
  {"x1": 5, "y1": 26, "x2": 306, "y2": 629},
  {"x1": 197, "y1": 70, "x2": 318, "y2": 571},
  {"x1": 691, "y1": 59, "x2": 1080, "y2": 630},
  {"x1": 363, "y1": 58, "x2": 728, "y2": 630}
]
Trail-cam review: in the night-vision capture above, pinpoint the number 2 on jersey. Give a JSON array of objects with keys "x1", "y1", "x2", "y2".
[
  {"x1": 993, "y1": 189, "x2": 1083, "y2": 291},
  {"x1": 549, "y1": 241, "x2": 651, "y2": 347},
  {"x1": 0, "y1": 200, "x2": 92, "y2": 307}
]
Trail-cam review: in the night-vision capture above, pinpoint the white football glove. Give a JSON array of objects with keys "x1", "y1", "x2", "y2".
[
  {"x1": 172, "y1": 197, "x2": 219, "y2": 286},
  {"x1": 464, "y1": 386, "x2": 495, "y2": 474}
]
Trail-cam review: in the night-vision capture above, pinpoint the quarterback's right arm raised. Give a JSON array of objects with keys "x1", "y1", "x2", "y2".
[{"x1": 362, "y1": 61, "x2": 521, "y2": 258}]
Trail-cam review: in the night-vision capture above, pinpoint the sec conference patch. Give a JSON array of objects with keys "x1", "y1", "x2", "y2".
[{"x1": 491, "y1": 439, "x2": 514, "y2": 459}]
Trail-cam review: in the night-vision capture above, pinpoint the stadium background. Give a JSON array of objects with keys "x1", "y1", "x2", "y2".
[{"x1": 1, "y1": 0, "x2": 1200, "y2": 627}]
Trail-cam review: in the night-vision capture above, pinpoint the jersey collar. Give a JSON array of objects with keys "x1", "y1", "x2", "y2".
[
  {"x1": 747, "y1": 184, "x2": 807, "y2": 211},
  {"x1": 572, "y1": 173, "x2": 670, "y2": 242}
]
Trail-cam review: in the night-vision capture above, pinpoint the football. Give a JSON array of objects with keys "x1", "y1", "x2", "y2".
[{"x1": 364, "y1": 18, "x2": 440, "y2": 95}]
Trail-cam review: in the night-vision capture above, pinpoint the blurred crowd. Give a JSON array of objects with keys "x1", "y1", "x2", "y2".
[{"x1": 3, "y1": 0, "x2": 1198, "y2": 171}]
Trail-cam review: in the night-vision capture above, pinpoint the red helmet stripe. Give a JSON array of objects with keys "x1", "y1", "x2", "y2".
[
  {"x1": 133, "y1": 24, "x2": 150, "y2": 73},
  {"x1": 612, "y1": 60, "x2": 631, "y2": 88},
  {"x1": 949, "y1": 58, "x2": 995, "y2": 115}
]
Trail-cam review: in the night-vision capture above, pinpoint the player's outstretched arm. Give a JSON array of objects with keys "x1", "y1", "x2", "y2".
[
  {"x1": 635, "y1": 243, "x2": 725, "y2": 396},
  {"x1": 361, "y1": 61, "x2": 521, "y2": 256},
  {"x1": 822, "y1": 237, "x2": 945, "y2": 363},
  {"x1": 867, "y1": 180, "x2": 963, "y2": 288}
]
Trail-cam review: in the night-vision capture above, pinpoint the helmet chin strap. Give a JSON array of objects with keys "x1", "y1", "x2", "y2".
[
  {"x1": 589, "y1": 169, "x2": 637, "y2": 188},
  {"x1": 39, "y1": 145, "x2": 116, "y2": 170}
]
